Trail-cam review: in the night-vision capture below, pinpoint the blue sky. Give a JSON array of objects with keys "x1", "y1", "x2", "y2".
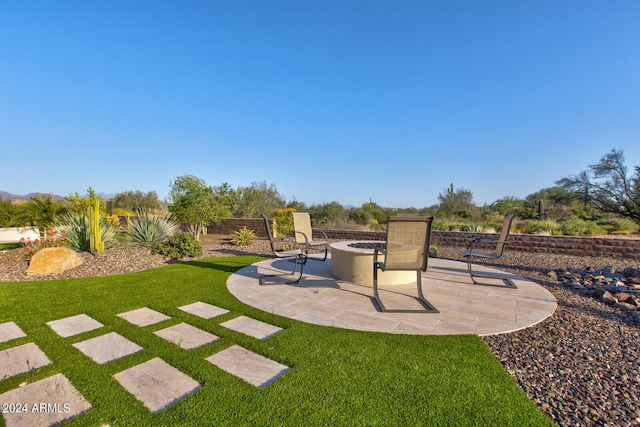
[{"x1": 1, "y1": 1, "x2": 638, "y2": 208}]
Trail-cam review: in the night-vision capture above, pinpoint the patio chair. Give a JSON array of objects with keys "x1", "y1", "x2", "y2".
[
  {"x1": 260, "y1": 214, "x2": 307, "y2": 285},
  {"x1": 373, "y1": 215, "x2": 438, "y2": 313},
  {"x1": 292, "y1": 212, "x2": 329, "y2": 261},
  {"x1": 462, "y1": 214, "x2": 517, "y2": 288}
]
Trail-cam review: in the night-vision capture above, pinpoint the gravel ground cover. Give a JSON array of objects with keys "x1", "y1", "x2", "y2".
[{"x1": 1, "y1": 235, "x2": 638, "y2": 426}]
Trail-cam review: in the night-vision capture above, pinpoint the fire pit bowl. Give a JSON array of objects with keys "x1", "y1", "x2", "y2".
[{"x1": 329, "y1": 240, "x2": 416, "y2": 286}]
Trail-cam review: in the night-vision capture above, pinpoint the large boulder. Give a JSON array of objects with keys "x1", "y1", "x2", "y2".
[{"x1": 27, "y1": 247, "x2": 83, "y2": 276}]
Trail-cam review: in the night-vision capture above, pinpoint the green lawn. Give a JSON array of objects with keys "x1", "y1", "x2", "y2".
[
  {"x1": 0, "y1": 256, "x2": 553, "y2": 426},
  {"x1": 0, "y1": 243, "x2": 20, "y2": 251}
]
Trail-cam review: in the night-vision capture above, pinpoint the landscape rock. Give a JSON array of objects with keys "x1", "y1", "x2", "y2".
[
  {"x1": 600, "y1": 291, "x2": 618, "y2": 305},
  {"x1": 616, "y1": 302, "x2": 637, "y2": 311},
  {"x1": 26, "y1": 247, "x2": 83, "y2": 276}
]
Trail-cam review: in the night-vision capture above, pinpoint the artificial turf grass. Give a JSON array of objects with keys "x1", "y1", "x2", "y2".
[
  {"x1": 0, "y1": 256, "x2": 553, "y2": 426},
  {"x1": 0, "y1": 243, "x2": 20, "y2": 251}
]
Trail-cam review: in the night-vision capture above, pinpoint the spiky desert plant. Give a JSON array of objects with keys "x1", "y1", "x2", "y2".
[
  {"x1": 57, "y1": 212, "x2": 91, "y2": 253},
  {"x1": 88, "y1": 194, "x2": 104, "y2": 255},
  {"x1": 231, "y1": 226, "x2": 257, "y2": 246},
  {"x1": 57, "y1": 212, "x2": 116, "y2": 254},
  {"x1": 120, "y1": 211, "x2": 180, "y2": 248}
]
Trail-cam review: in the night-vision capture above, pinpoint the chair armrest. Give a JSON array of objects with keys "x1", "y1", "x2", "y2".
[
  {"x1": 373, "y1": 247, "x2": 386, "y2": 268},
  {"x1": 315, "y1": 229, "x2": 329, "y2": 241},
  {"x1": 295, "y1": 231, "x2": 309, "y2": 245},
  {"x1": 466, "y1": 237, "x2": 509, "y2": 251}
]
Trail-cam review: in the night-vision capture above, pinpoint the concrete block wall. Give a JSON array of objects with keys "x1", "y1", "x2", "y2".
[{"x1": 206, "y1": 219, "x2": 640, "y2": 259}]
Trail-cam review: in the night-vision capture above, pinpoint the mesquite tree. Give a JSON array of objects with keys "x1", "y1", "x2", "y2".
[
  {"x1": 167, "y1": 175, "x2": 232, "y2": 240},
  {"x1": 557, "y1": 149, "x2": 640, "y2": 224}
]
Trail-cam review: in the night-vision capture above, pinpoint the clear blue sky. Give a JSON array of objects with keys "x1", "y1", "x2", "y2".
[{"x1": 1, "y1": 1, "x2": 639, "y2": 208}]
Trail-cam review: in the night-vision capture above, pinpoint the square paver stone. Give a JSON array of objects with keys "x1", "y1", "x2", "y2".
[
  {"x1": 114, "y1": 357, "x2": 201, "y2": 413},
  {"x1": 46, "y1": 314, "x2": 103, "y2": 338},
  {"x1": 206, "y1": 345, "x2": 290, "y2": 388},
  {"x1": 154, "y1": 323, "x2": 219, "y2": 350},
  {"x1": 117, "y1": 307, "x2": 171, "y2": 327},
  {"x1": 0, "y1": 343, "x2": 52, "y2": 380},
  {"x1": 0, "y1": 322, "x2": 27, "y2": 344},
  {"x1": 73, "y1": 332, "x2": 143, "y2": 364},
  {"x1": 219, "y1": 316, "x2": 284, "y2": 340},
  {"x1": 0, "y1": 373, "x2": 92, "y2": 427},
  {"x1": 178, "y1": 301, "x2": 229, "y2": 319}
]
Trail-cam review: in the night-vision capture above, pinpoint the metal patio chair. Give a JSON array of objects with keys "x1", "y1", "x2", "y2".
[
  {"x1": 260, "y1": 214, "x2": 307, "y2": 285},
  {"x1": 292, "y1": 212, "x2": 329, "y2": 261},
  {"x1": 462, "y1": 214, "x2": 517, "y2": 288},
  {"x1": 373, "y1": 215, "x2": 438, "y2": 313}
]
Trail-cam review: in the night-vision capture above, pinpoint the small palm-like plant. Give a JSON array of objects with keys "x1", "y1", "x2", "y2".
[
  {"x1": 232, "y1": 226, "x2": 257, "y2": 246},
  {"x1": 120, "y1": 211, "x2": 180, "y2": 248}
]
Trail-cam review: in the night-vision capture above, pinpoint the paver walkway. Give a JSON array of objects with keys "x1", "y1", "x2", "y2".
[
  {"x1": 227, "y1": 256, "x2": 557, "y2": 336},
  {"x1": 1, "y1": 303, "x2": 290, "y2": 426}
]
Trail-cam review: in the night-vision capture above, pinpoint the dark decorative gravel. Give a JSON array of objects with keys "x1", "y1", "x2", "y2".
[{"x1": 1, "y1": 236, "x2": 638, "y2": 426}]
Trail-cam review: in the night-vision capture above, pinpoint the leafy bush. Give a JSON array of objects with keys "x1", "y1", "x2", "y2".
[
  {"x1": 428, "y1": 244, "x2": 439, "y2": 258},
  {"x1": 432, "y1": 218, "x2": 473, "y2": 231},
  {"x1": 596, "y1": 217, "x2": 639, "y2": 234},
  {"x1": 120, "y1": 212, "x2": 180, "y2": 248},
  {"x1": 514, "y1": 220, "x2": 560, "y2": 235},
  {"x1": 273, "y1": 208, "x2": 296, "y2": 238},
  {"x1": 559, "y1": 218, "x2": 604, "y2": 236},
  {"x1": 112, "y1": 208, "x2": 135, "y2": 216},
  {"x1": 57, "y1": 212, "x2": 117, "y2": 253},
  {"x1": 153, "y1": 232, "x2": 203, "y2": 259},
  {"x1": 232, "y1": 226, "x2": 257, "y2": 246}
]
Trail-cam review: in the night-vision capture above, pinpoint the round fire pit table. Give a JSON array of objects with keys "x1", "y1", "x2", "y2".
[{"x1": 329, "y1": 240, "x2": 417, "y2": 286}]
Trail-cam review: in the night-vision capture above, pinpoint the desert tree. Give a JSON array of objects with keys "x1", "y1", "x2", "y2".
[
  {"x1": 557, "y1": 149, "x2": 640, "y2": 224},
  {"x1": 167, "y1": 175, "x2": 232, "y2": 240}
]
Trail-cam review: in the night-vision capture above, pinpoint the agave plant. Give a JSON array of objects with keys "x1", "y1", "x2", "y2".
[
  {"x1": 57, "y1": 212, "x2": 117, "y2": 254},
  {"x1": 120, "y1": 211, "x2": 180, "y2": 248}
]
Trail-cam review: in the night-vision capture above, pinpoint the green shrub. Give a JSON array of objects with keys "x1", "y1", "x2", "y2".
[
  {"x1": 153, "y1": 232, "x2": 203, "y2": 259},
  {"x1": 429, "y1": 244, "x2": 439, "y2": 258},
  {"x1": 559, "y1": 218, "x2": 604, "y2": 236},
  {"x1": 514, "y1": 219, "x2": 560, "y2": 235},
  {"x1": 273, "y1": 208, "x2": 295, "y2": 238},
  {"x1": 596, "y1": 217, "x2": 639, "y2": 234},
  {"x1": 120, "y1": 212, "x2": 180, "y2": 248},
  {"x1": 232, "y1": 226, "x2": 257, "y2": 246}
]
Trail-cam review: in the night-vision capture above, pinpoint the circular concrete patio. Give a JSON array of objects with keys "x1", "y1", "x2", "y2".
[{"x1": 226, "y1": 255, "x2": 557, "y2": 336}]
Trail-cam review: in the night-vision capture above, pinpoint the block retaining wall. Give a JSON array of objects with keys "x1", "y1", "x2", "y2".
[{"x1": 205, "y1": 218, "x2": 640, "y2": 260}]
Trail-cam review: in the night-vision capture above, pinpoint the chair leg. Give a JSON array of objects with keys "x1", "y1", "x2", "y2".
[
  {"x1": 373, "y1": 265, "x2": 438, "y2": 313},
  {"x1": 304, "y1": 244, "x2": 328, "y2": 262},
  {"x1": 260, "y1": 255, "x2": 306, "y2": 285},
  {"x1": 466, "y1": 256, "x2": 517, "y2": 288}
]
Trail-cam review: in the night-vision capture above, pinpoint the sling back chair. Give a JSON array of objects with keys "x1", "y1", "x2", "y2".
[
  {"x1": 462, "y1": 214, "x2": 517, "y2": 288},
  {"x1": 260, "y1": 214, "x2": 307, "y2": 285},
  {"x1": 292, "y1": 212, "x2": 329, "y2": 261},
  {"x1": 373, "y1": 215, "x2": 438, "y2": 313}
]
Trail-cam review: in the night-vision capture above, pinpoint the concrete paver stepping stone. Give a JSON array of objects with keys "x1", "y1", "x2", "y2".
[
  {"x1": 46, "y1": 314, "x2": 103, "y2": 338},
  {"x1": 154, "y1": 323, "x2": 219, "y2": 350},
  {"x1": 206, "y1": 345, "x2": 290, "y2": 388},
  {"x1": 117, "y1": 307, "x2": 171, "y2": 327},
  {"x1": 0, "y1": 343, "x2": 52, "y2": 380},
  {"x1": 113, "y1": 357, "x2": 200, "y2": 413},
  {"x1": 178, "y1": 301, "x2": 229, "y2": 319},
  {"x1": 0, "y1": 373, "x2": 91, "y2": 427},
  {"x1": 0, "y1": 322, "x2": 27, "y2": 344},
  {"x1": 219, "y1": 316, "x2": 283, "y2": 340},
  {"x1": 73, "y1": 332, "x2": 143, "y2": 364}
]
